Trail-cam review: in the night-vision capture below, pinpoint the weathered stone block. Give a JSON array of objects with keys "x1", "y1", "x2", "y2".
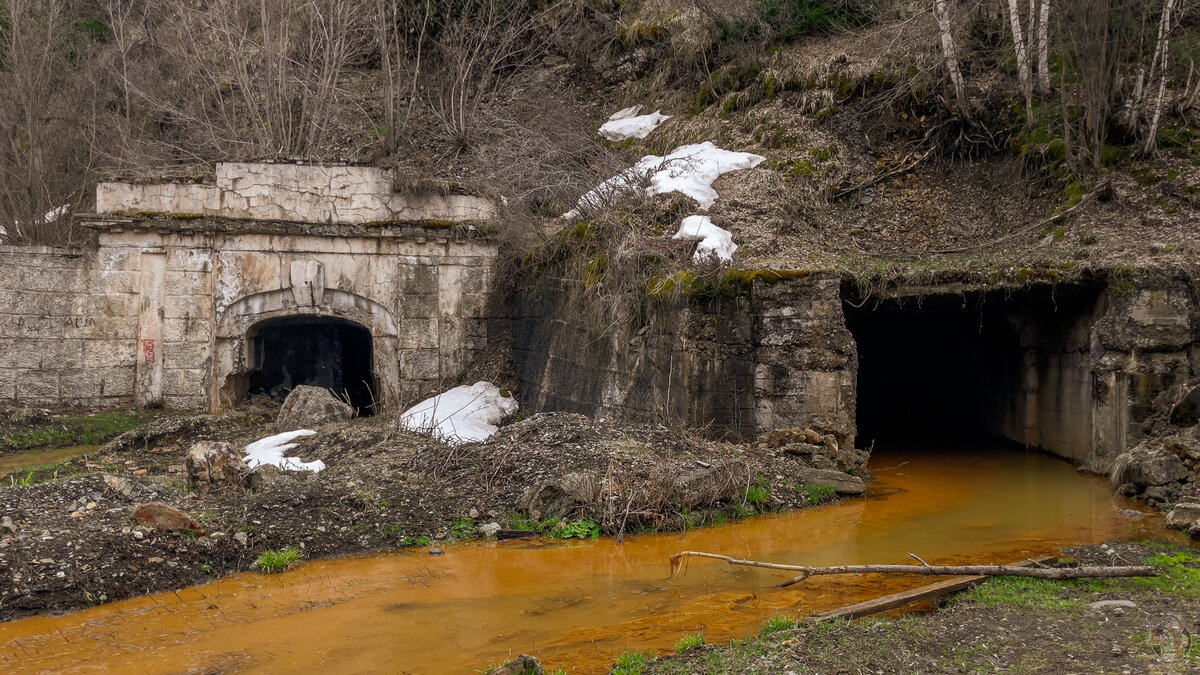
[
  {"x1": 163, "y1": 271, "x2": 212, "y2": 297},
  {"x1": 166, "y1": 248, "x2": 213, "y2": 272},
  {"x1": 164, "y1": 368, "x2": 207, "y2": 395},
  {"x1": 398, "y1": 317, "x2": 439, "y2": 349},
  {"x1": 399, "y1": 349, "x2": 441, "y2": 380},
  {"x1": 98, "y1": 367, "x2": 135, "y2": 397},
  {"x1": 59, "y1": 369, "x2": 104, "y2": 399},
  {"x1": 19, "y1": 267, "x2": 86, "y2": 293},
  {"x1": 164, "y1": 295, "x2": 213, "y2": 321},
  {"x1": 163, "y1": 342, "x2": 209, "y2": 370},
  {"x1": 163, "y1": 318, "x2": 209, "y2": 342},
  {"x1": 63, "y1": 316, "x2": 137, "y2": 340},
  {"x1": 97, "y1": 270, "x2": 140, "y2": 295},
  {"x1": 15, "y1": 369, "x2": 58, "y2": 398},
  {"x1": 84, "y1": 339, "x2": 137, "y2": 368},
  {"x1": 0, "y1": 314, "x2": 57, "y2": 339}
]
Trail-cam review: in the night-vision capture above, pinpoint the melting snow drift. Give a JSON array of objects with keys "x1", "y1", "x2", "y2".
[
  {"x1": 599, "y1": 110, "x2": 671, "y2": 141},
  {"x1": 673, "y1": 215, "x2": 737, "y2": 262},
  {"x1": 565, "y1": 142, "x2": 765, "y2": 217},
  {"x1": 399, "y1": 381, "x2": 518, "y2": 445},
  {"x1": 244, "y1": 429, "x2": 325, "y2": 473}
]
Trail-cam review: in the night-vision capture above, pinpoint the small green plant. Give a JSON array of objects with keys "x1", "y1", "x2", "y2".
[
  {"x1": 552, "y1": 519, "x2": 601, "y2": 540},
  {"x1": 611, "y1": 650, "x2": 650, "y2": 675},
  {"x1": 745, "y1": 484, "x2": 769, "y2": 504},
  {"x1": 352, "y1": 489, "x2": 388, "y2": 511},
  {"x1": 449, "y1": 516, "x2": 477, "y2": 540},
  {"x1": 731, "y1": 503, "x2": 756, "y2": 518},
  {"x1": 674, "y1": 631, "x2": 705, "y2": 653},
  {"x1": 254, "y1": 547, "x2": 302, "y2": 574},
  {"x1": 400, "y1": 536, "x2": 433, "y2": 547},
  {"x1": 201, "y1": 564, "x2": 212, "y2": 573},
  {"x1": 759, "y1": 615, "x2": 796, "y2": 637},
  {"x1": 800, "y1": 482, "x2": 836, "y2": 505}
]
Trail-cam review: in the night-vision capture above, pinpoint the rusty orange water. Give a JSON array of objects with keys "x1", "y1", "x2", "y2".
[{"x1": 0, "y1": 441, "x2": 1167, "y2": 674}]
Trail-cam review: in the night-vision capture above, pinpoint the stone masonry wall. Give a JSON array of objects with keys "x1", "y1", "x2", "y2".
[
  {"x1": 0, "y1": 224, "x2": 498, "y2": 412},
  {"x1": 96, "y1": 163, "x2": 496, "y2": 225},
  {"x1": 0, "y1": 246, "x2": 139, "y2": 406}
]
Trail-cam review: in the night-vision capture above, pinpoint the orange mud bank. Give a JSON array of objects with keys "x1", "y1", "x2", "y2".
[{"x1": 0, "y1": 440, "x2": 1165, "y2": 674}]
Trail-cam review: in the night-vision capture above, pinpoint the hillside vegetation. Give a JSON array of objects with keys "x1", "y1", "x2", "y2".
[{"x1": 1, "y1": 0, "x2": 1197, "y2": 283}]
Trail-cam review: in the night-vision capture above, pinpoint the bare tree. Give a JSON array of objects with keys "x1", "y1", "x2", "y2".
[
  {"x1": 1004, "y1": 0, "x2": 1034, "y2": 118},
  {"x1": 933, "y1": 0, "x2": 970, "y2": 119},
  {"x1": 0, "y1": 0, "x2": 97, "y2": 245},
  {"x1": 1036, "y1": 0, "x2": 1050, "y2": 94},
  {"x1": 1143, "y1": 0, "x2": 1180, "y2": 153},
  {"x1": 135, "y1": 0, "x2": 375, "y2": 160},
  {"x1": 424, "y1": 0, "x2": 558, "y2": 151}
]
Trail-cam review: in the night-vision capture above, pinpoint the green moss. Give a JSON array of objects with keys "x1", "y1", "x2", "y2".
[
  {"x1": 1131, "y1": 167, "x2": 1163, "y2": 185},
  {"x1": 170, "y1": 213, "x2": 204, "y2": 220},
  {"x1": 1, "y1": 411, "x2": 144, "y2": 452},
  {"x1": 645, "y1": 270, "x2": 696, "y2": 302}
]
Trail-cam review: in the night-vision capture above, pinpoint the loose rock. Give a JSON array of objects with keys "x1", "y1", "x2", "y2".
[
  {"x1": 277, "y1": 385, "x2": 354, "y2": 430},
  {"x1": 185, "y1": 441, "x2": 247, "y2": 491},
  {"x1": 131, "y1": 502, "x2": 206, "y2": 533}
]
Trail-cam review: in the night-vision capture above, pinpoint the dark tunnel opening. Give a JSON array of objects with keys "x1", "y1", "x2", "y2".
[
  {"x1": 246, "y1": 316, "x2": 377, "y2": 416},
  {"x1": 843, "y1": 283, "x2": 1103, "y2": 460}
]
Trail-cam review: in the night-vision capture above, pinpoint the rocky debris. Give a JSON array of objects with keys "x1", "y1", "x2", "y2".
[
  {"x1": 479, "y1": 522, "x2": 501, "y2": 537},
  {"x1": 102, "y1": 474, "x2": 144, "y2": 500},
  {"x1": 489, "y1": 654, "x2": 542, "y2": 675},
  {"x1": 1164, "y1": 503, "x2": 1200, "y2": 538},
  {"x1": 759, "y1": 427, "x2": 870, "y2": 473},
  {"x1": 1, "y1": 516, "x2": 16, "y2": 533},
  {"x1": 185, "y1": 441, "x2": 247, "y2": 491},
  {"x1": 795, "y1": 468, "x2": 865, "y2": 495},
  {"x1": 429, "y1": 546, "x2": 444, "y2": 555},
  {"x1": 243, "y1": 464, "x2": 296, "y2": 492},
  {"x1": 103, "y1": 415, "x2": 225, "y2": 455},
  {"x1": 1112, "y1": 437, "x2": 1196, "y2": 505},
  {"x1": 277, "y1": 385, "x2": 354, "y2": 431},
  {"x1": 234, "y1": 531, "x2": 249, "y2": 547},
  {"x1": 130, "y1": 502, "x2": 206, "y2": 533}
]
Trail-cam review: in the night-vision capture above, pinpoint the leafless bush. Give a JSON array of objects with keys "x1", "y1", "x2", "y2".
[
  {"x1": 420, "y1": 0, "x2": 562, "y2": 152},
  {"x1": 131, "y1": 0, "x2": 375, "y2": 160},
  {"x1": 0, "y1": 0, "x2": 97, "y2": 245}
]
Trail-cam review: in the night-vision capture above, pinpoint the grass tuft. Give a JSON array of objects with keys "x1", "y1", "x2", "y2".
[
  {"x1": 674, "y1": 631, "x2": 705, "y2": 653},
  {"x1": 254, "y1": 547, "x2": 302, "y2": 574}
]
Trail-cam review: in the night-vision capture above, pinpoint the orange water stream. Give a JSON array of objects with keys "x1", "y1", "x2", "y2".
[{"x1": 0, "y1": 441, "x2": 1166, "y2": 674}]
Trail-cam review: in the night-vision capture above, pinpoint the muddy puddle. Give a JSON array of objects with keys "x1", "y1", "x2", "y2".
[
  {"x1": 0, "y1": 446, "x2": 100, "y2": 477},
  {"x1": 0, "y1": 440, "x2": 1165, "y2": 674}
]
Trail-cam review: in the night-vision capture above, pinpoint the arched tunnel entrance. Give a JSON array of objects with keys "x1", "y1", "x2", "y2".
[
  {"x1": 843, "y1": 282, "x2": 1103, "y2": 461},
  {"x1": 245, "y1": 316, "x2": 378, "y2": 415}
]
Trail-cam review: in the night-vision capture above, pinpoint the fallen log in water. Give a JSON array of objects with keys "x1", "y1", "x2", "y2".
[{"x1": 667, "y1": 550, "x2": 1158, "y2": 587}]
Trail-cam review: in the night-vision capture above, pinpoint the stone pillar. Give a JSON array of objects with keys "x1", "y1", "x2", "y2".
[{"x1": 135, "y1": 252, "x2": 167, "y2": 406}]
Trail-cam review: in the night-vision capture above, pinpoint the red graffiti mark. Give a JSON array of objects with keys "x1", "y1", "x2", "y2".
[{"x1": 140, "y1": 338, "x2": 156, "y2": 364}]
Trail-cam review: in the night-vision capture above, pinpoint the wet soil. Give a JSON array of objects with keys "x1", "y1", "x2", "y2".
[
  {"x1": 645, "y1": 541, "x2": 1200, "y2": 675},
  {"x1": 0, "y1": 408, "x2": 849, "y2": 621}
]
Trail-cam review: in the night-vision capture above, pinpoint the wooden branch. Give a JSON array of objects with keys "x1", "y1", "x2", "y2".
[
  {"x1": 803, "y1": 556, "x2": 1056, "y2": 623},
  {"x1": 833, "y1": 150, "x2": 931, "y2": 200},
  {"x1": 666, "y1": 550, "x2": 1157, "y2": 587}
]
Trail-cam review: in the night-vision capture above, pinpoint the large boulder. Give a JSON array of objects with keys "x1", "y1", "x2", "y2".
[
  {"x1": 1165, "y1": 503, "x2": 1200, "y2": 539},
  {"x1": 185, "y1": 441, "x2": 247, "y2": 491},
  {"x1": 1114, "y1": 449, "x2": 1189, "y2": 488},
  {"x1": 131, "y1": 502, "x2": 206, "y2": 533},
  {"x1": 796, "y1": 468, "x2": 865, "y2": 495},
  {"x1": 277, "y1": 385, "x2": 354, "y2": 430},
  {"x1": 520, "y1": 472, "x2": 598, "y2": 520}
]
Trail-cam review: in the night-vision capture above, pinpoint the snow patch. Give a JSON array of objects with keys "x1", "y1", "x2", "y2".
[
  {"x1": 565, "y1": 142, "x2": 765, "y2": 218},
  {"x1": 599, "y1": 110, "x2": 671, "y2": 141},
  {"x1": 244, "y1": 429, "x2": 325, "y2": 473},
  {"x1": 672, "y1": 215, "x2": 737, "y2": 262},
  {"x1": 398, "y1": 381, "x2": 518, "y2": 445}
]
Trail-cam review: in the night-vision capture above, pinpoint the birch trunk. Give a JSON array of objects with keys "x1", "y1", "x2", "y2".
[
  {"x1": 1037, "y1": 0, "x2": 1050, "y2": 94},
  {"x1": 1005, "y1": 0, "x2": 1033, "y2": 118},
  {"x1": 933, "y1": 0, "x2": 970, "y2": 118},
  {"x1": 1144, "y1": 0, "x2": 1178, "y2": 153}
]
